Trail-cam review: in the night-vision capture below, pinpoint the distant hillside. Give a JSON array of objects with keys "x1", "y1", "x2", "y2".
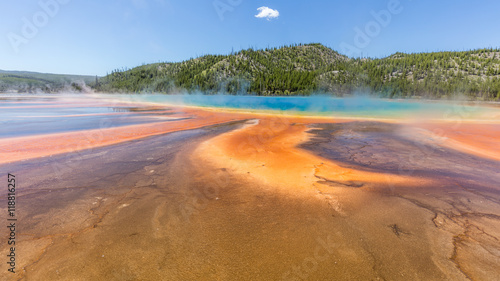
[
  {"x1": 97, "y1": 43, "x2": 500, "y2": 100},
  {"x1": 336, "y1": 50, "x2": 500, "y2": 99},
  {"x1": 0, "y1": 70, "x2": 96, "y2": 93}
]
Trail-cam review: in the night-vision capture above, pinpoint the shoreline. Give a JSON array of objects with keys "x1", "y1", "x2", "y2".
[{"x1": 1, "y1": 95, "x2": 499, "y2": 165}]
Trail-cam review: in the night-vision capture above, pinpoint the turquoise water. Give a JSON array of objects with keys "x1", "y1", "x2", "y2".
[{"x1": 118, "y1": 94, "x2": 497, "y2": 120}]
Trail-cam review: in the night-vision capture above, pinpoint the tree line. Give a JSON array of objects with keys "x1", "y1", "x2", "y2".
[{"x1": 94, "y1": 44, "x2": 500, "y2": 100}]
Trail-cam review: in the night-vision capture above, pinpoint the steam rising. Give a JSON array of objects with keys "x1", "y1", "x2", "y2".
[{"x1": 107, "y1": 93, "x2": 495, "y2": 121}]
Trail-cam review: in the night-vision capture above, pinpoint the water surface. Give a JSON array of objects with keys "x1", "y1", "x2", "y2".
[{"x1": 110, "y1": 93, "x2": 499, "y2": 120}]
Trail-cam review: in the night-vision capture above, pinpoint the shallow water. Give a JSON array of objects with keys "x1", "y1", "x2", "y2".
[{"x1": 0, "y1": 94, "x2": 177, "y2": 138}]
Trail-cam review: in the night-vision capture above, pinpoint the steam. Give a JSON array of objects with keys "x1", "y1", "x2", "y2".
[
  {"x1": 0, "y1": 79, "x2": 93, "y2": 94},
  {"x1": 113, "y1": 92, "x2": 494, "y2": 121}
]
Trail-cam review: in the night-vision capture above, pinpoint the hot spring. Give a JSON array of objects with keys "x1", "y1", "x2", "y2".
[{"x1": 105, "y1": 94, "x2": 500, "y2": 121}]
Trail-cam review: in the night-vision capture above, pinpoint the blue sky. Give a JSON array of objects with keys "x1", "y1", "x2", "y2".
[{"x1": 1, "y1": 0, "x2": 500, "y2": 76}]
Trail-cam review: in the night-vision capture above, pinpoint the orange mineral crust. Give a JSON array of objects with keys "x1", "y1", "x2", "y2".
[
  {"x1": 413, "y1": 122, "x2": 500, "y2": 161},
  {"x1": 191, "y1": 116, "x2": 500, "y2": 280},
  {"x1": 195, "y1": 117, "x2": 433, "y2": 196}
]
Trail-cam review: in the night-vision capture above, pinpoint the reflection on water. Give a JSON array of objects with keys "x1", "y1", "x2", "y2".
[{"x1": 0, "y1": 94, "x2": 177, "y2": 138}]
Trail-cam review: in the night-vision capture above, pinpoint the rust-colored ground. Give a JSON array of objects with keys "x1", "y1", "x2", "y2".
[
  {"x1": 414, "y1": 122, "x2": 500, "y2": 161},
  {"x1": 1, "y1": 98, "x2": 499, "y2": 280},
  {"x1": 196, "y1": 118, "x2": 433, "y2": 195}
]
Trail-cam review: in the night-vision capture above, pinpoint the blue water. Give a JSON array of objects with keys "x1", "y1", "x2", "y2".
[{"x1": 125, "y1": 94, "x2": 490, "y2": 119}]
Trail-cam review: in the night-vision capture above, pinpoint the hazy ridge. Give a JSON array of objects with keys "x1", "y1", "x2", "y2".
[{"x1": 0, "y1": 70, "x2": 95, "y2": 93}]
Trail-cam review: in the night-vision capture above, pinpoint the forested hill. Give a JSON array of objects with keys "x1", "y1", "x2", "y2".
[{"x1": 95, "y1": 43, "x2": 500, "y2": 100}]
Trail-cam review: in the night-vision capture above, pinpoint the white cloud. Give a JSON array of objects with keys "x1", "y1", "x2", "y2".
[{"x1": 255, "y1": 6, "x2": 279, "y2": 20}]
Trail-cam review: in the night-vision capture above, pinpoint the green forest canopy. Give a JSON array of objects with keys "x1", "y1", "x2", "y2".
[{"x1": 96, "y1": 43, "x2": 499, "y2": 100}]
